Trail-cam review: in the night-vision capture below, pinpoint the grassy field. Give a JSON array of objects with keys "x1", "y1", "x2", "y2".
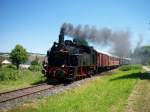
[
  {"x1": 0, "y1": 65, "x2": 46, "y2": 92},
  {"x1": 6, "y1": 65, "x2": 147, "y2": 112},
  {"x1": 126, "y1": 68, "x2": 150, "y2": 112}
]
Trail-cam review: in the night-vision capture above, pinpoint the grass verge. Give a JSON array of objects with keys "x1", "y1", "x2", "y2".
[
  {"x1": 126, "y1": 69, "x2": 150, "y2": 112},
  {"x1": 7, "y1": 65, "x2": 144, "y2": 112},
  {"x1": 0, "y1": 67, "x2": 46, "y2": 92}
]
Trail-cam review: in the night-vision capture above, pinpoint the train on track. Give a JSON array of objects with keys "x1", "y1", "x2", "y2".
[{"x1": 42, "y1": 28, "x2": 130, "y2": 81}]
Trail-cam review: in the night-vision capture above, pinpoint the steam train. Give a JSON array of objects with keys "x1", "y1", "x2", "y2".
[{"x1": 42, "y1": 28, "x2": 130, "y2": 81}]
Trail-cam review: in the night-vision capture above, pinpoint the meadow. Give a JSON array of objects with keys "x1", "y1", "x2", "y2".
[
  {"x1": 0, "y1": 65, "x2": 45, "y2": 92},
  {"x1": 6, "y1": 64, "x2": 149, "y2": 112}
]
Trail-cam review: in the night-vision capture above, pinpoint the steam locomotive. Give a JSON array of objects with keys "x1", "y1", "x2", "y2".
[{"x1": 42, "y1": 28, "x2": 130, "y2": 81}]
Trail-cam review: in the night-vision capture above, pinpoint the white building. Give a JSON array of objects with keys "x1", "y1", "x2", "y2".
[
  {"x1": 19, "y1": 64, "x2": 30, "y2": 69},
  {"x1": 2, "y1": 59, "x2": 11, "y2": 65}
]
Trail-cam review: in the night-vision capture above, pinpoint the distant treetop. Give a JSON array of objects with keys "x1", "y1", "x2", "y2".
[{"x1": 10, "y1": 44, "x2": 28, "y2": 69}]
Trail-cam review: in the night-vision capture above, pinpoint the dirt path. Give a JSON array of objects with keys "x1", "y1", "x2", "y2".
[{"x1": 126, "y1": 66, "x2": 150, "y2": 112}]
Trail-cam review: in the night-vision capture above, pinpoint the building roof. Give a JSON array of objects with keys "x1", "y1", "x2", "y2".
[{"x1": 2, "y1": 59, "x2": 11, "y2": 64}]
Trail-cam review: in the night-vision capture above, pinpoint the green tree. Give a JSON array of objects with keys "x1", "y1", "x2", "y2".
[
  {"x1": 10, "y1": 44, "x2": 28, "y2": 69},
  {"x1": 0, "y1": 56, "x2": 3, "y2": 68},
  {"x1": 132, "y1": 46, "x2": 150, "y2": 64}
]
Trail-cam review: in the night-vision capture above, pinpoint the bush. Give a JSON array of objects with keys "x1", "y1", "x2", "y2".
[
  {"x1": 6, "y1": 64, "x2": 16, "y2": 69},
  {"x1": 148, "y1": 60, "x2": 150, "y2": 65},
  {"x1": 0, "y1": 68, "x2": 20, "y2": 81},
  {"x1": 31, "y1": 60, "x2": 39, "y2": 65},
  {"x1": 31, "y1": 56, "x2": 40, "y2": 66},
  {"x1": 0, "y1": 63, "x2": 2, "y2": 68},
  {"x1": 29, "y1": 65, "x2": 42, "y2": 71},
  {"x1": 119, "y1": 64, "x2": 142, "y2": 71}
]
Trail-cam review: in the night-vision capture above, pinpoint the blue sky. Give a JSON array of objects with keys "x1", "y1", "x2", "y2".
[{"x1": 0, "y1": 0, "x2": 150, "y2": 54}]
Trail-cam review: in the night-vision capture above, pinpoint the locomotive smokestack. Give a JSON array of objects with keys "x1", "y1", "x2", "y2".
[{"x1": 59, "y1": 27, "x2": 65, "y2": 44}]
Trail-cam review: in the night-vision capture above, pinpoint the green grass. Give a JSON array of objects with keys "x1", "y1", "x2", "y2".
[
  {"x1": 0, "y1": 66, "x2": 46, "y2": 92},
  {"x1": 119, "y1": 64, "x2": 142, "y2": 71},
  {"x1": 131, "y1": 80, "x2": 150, "y2": 112},
  {"x1": 127, "y1": 69, "x2": 150, "y2": 112},
  {"x1": 7, "y1": 65, "x2": 144, "y2": 112}
]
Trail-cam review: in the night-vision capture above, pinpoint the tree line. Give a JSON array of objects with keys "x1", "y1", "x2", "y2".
[
  {"x1": 132, "y1": 46, "x2": 150, "y2": 65},
  {"x1": 1, "y1": 44, "x2": 150, "y2": 69},
  {"x1": 1, "y1": 44, "x2": 41, "y2": 70}
]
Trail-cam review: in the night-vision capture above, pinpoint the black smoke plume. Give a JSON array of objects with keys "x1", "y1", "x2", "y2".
[{"x1": 61, "y1": 23, "x2": 131, "y2": 57}]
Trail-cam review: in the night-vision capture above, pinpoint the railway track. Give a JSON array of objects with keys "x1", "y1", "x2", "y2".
[{"x1": 0, "y1": 83, "x2": 54, "y2": 103}]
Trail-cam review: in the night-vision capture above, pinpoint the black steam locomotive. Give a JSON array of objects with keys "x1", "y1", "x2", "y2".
[{"x1": 42, "y1": 28, "x2": 97, "y2": 81}]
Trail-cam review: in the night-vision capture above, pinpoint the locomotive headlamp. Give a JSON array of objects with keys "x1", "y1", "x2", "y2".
[{"x1": 61, "y1": 64, "x2": 65, "y2": 67}]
